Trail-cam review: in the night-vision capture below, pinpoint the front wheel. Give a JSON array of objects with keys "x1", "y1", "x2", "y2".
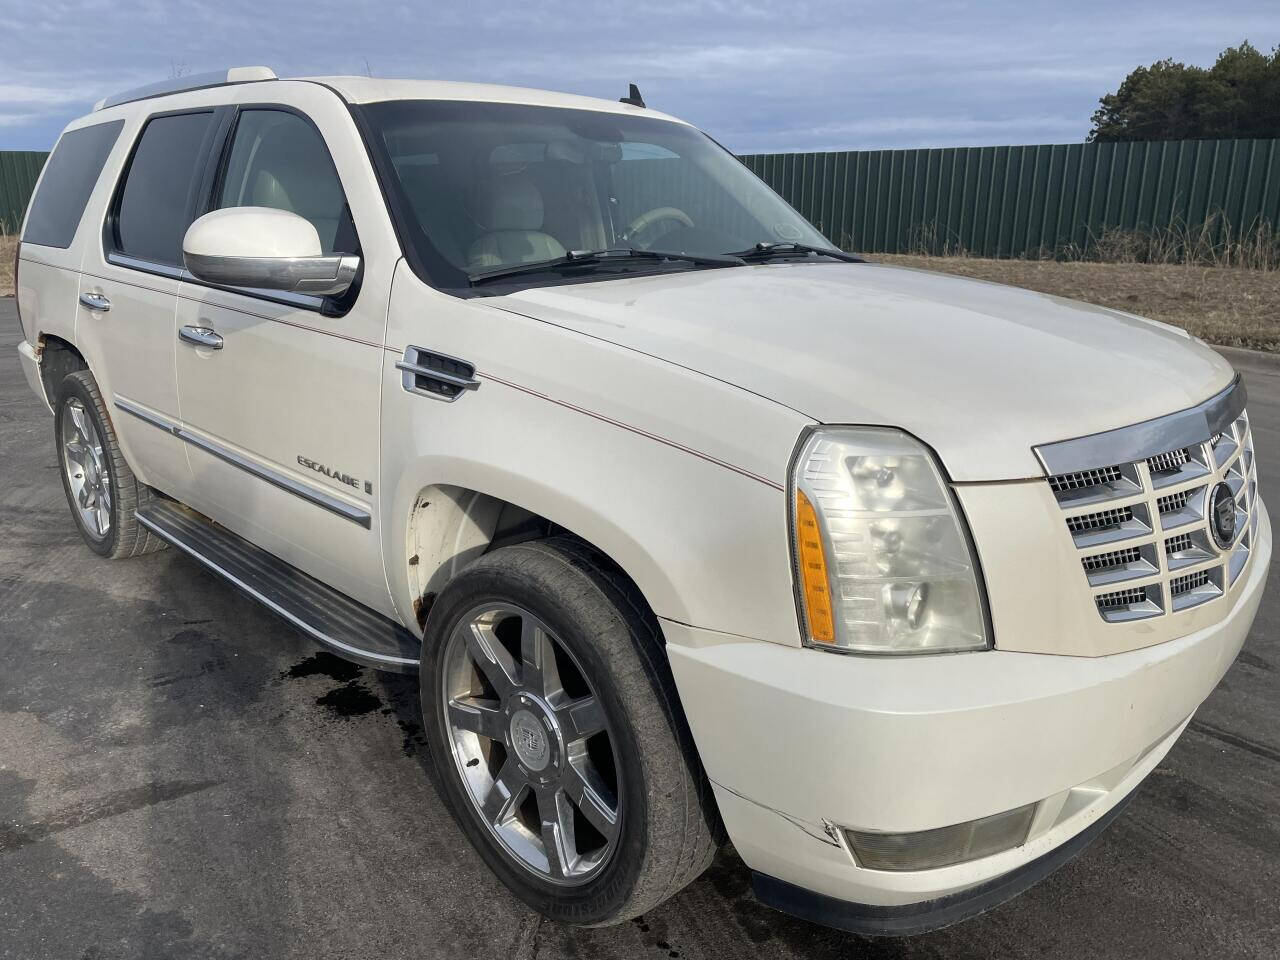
[{"x1": 420, "y1": 537, "x2": 720, "y2": 925}]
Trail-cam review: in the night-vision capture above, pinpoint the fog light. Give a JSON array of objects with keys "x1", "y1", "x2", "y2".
[{"x1": 844, "y1": 803, "x2": 1037, "y2": 872}]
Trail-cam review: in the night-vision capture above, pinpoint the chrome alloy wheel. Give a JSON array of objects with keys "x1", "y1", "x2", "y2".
[
  {"x1": 61, "y1": 397, "x2": 111, "y2": 539},
  {"x1": 442, "y1": 604, "x2": 621, "y2": 885}
]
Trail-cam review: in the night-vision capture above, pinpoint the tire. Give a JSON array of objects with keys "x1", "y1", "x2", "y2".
[
  {"x1": 420, "y1": 536, "x2": 720, "y2": 926},
  {"x1": 54, "y1": 370, "x2": 167, "y2": 559}
]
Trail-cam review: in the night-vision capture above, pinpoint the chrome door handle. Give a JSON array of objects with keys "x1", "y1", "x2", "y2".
[
  {"x1": 79, "y1": 292, "x2": 111, "y2": 312},
  {"x1": 179, "y1": 325, "x2": 224, "y2": 350}
]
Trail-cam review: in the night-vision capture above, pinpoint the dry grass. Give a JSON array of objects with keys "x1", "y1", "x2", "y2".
[
  {"x1": 0, "y1": 235, "x2": 14, "y2": 297},
  {"x1": 876, "y1": 254, "x2": 1280, "y2": 352},
  {"x1": 1079, "y1": 216, "x2": 1280, "y2": 271},
  {"x1": 904, "y1": 214, "x2": 1280, "y2": 272}
]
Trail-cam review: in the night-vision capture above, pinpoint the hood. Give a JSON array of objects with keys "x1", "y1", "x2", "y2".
[{"x1": 486, "y1": 262, "x2": 1235, "y2": 481}]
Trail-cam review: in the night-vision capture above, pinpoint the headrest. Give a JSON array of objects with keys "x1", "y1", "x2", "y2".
[
  {"x1": 470, "y1": 172, "x2": 545, "y2": 232},
  {"x1": 248, "y1": 127, "x2": 343, "y2": 220}
]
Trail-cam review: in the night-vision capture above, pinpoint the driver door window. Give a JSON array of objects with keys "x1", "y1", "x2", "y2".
[{"x1": 217, "y1": 110, "x2": 358, "y2": 255}]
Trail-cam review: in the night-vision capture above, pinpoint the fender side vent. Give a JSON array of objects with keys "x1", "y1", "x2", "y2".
[{"x1": 397, "y1": 346, "x2": 481, "y2": 402}]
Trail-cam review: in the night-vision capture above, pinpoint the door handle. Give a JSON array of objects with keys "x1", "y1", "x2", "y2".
[
  {"x1": 79, "y1": 292, "x2": 111, "y2": 312},
  {"x1": 179, "y1": 325, "x2": 224, "y2": 350}
]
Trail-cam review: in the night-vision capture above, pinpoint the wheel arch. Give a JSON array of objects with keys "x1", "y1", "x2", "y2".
[
  {"x1": 393, "y1": 474, "x2": 682, "y2": 646},
  {"x1": 38, "y1": 334, "x2": 89, "y2": 403}
]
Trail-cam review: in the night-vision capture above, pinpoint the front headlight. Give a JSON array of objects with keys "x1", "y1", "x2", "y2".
[{"x1": 789, "y1": 427, "x2": 991, "y2": 654}]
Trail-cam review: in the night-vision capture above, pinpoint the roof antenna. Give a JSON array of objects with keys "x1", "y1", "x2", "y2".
[{"x1": 619, "y1": 83, "x2": 646, "y2": 108}]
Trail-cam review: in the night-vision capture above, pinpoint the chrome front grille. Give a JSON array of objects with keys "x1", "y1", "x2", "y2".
[
  {"x1": 1048, "y1": 465, "x2": 1123, "y2": 493},
  {"x1": 1169, "y1": 567, "x2": 1223, "y2": 611},
  {"x1": 1082, "y1": 546, "x2": 1141, "y2": 571},
  {"x1": 1066, "y1": 505, "x2": 1131, "y2": 534},
  {"x1": 1097, "y1": 586, "x2": 1148, "y2": 609},
  {"x1": 1040, "y1": 396, "x2": 1258, "y2": 624},
  {"x1": 1156, "y1": 488, "x2": 1194, "y2": 514},
  {"x1": 1170, "y1": 568, "x2": 1212, "y2": 595},
  {"x1": 1146, "y1": 447, "x2": 1190, "y2": 475}
]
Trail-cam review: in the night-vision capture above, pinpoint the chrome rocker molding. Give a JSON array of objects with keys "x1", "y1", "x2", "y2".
[
  {"x1": 136, "y1": 500, "x2": 419, "y2": 673},
  {"x1": 113, "y1": 396, "x2": 372, "y2": 528},
  {"x1": 1033, "y1": 375, "x2": 1247, "y2": 475},
  {"x1": 184, "y1": 251, "x2": 361, "y2": 297}
]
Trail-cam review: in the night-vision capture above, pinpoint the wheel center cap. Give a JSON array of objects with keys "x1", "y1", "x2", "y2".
[{"x1": 509, "y1": 708, "x2": 551, "y2": 771}]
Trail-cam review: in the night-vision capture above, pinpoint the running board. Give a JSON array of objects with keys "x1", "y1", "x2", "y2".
[{"x1": 136, "y1": 500, "x2": 420, "y2": 673}]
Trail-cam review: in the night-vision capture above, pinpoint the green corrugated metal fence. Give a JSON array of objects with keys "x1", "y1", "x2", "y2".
[
  {"x1": 3, "y1": 138, "x2": 1279, "y2": 255},
  {"x1": 740, "y1": 138, "x2": 1280, "y2": 257},
  {"x1": 0, "y1": 151, "x2": 47, "y2": 234}
]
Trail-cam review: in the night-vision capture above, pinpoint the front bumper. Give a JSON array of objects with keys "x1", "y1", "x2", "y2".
[
  {"x1": 752, "y1": 786, "x2": 1137, "y2": 936},
  {"x1": 664, "y1": 499, "x2": 1269, "y2": 931}
]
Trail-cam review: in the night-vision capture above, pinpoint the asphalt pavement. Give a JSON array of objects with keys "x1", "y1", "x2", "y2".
[{"x1": 2, "y1": 297, "x2": 1278, "y2": 959}]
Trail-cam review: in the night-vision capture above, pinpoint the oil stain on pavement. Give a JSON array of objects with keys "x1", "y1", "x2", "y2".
[{"x1": 282, "y1": 652, "x2": 385, "y2": 718}]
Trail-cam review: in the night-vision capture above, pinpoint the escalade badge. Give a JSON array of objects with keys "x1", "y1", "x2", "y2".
[
  {"x1": 297, "y1": 455, "x2": 372, "y2": 495},
  {"x1": 1209, "y1": 481, "x2": 1237, "y2": 550}
]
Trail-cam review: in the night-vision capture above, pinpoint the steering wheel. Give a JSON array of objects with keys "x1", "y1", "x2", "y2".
[{"x1": 626, "y1": 206, "x2": 694, "y2": 245}]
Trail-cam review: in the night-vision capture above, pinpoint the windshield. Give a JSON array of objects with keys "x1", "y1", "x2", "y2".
[{"x1": 359, "y1": 99, "x2": 833, "y2": 290}]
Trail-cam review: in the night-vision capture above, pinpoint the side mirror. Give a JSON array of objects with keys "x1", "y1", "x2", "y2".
[{"x1": 183, "y1": 207, "x2": 359, "y2": 297}]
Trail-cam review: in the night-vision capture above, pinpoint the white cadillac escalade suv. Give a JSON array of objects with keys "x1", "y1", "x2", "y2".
[{"x1": 13, "y1": 67, "x2": 1269, "y2": 936}]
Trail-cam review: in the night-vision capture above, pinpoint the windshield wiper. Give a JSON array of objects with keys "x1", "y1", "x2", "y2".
[
  {"x1": 725, "y1": 242, "x2": 863, "y2": 263},
  {"x1": 469, "y1": 248, "x2": 745, "y2": 286}
]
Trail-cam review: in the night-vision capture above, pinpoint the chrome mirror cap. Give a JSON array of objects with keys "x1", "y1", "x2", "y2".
[
  {"x1": 184, "y1": 250, "x2": 360, "y2": 296},
  {"x1": 182, "y1": 207, "x2": 359, "y2": 297}
]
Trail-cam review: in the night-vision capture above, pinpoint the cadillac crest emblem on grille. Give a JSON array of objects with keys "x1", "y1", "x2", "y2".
[{"x1": 1210, "y1": 482, "x2": 1236, "y2": 550}]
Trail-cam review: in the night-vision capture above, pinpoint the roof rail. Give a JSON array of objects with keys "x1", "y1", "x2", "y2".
[{"x1": 94, "y1": 66, "x2": 277, "y2": 112}]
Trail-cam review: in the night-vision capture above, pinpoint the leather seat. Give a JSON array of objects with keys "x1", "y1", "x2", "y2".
[{"x1": 467, "y1": 172, "x2": 565, "y2": 269}]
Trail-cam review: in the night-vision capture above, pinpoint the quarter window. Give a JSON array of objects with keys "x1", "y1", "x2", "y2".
[
  {"x1": 113, "y1": 111, "x2": 217, "y2": 266},
  {"x1": 22, "y1": 120, "x2": 123, "y2": 248},
  {"x1": 216, "y1": 110, "x2": 357, "y2": 255}
]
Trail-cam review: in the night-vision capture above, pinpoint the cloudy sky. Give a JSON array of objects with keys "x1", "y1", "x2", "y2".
[{"x1": 1, "y1": 1, "x2": 1277, "y2": 153}]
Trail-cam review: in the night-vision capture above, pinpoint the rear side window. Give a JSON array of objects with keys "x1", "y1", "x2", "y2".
[
  {"x1": 22, "y1": 120, "x2": 123, "y2": 248},
  {"x1": 113, "y1": 111, "x2": 217, "y2": 266}
]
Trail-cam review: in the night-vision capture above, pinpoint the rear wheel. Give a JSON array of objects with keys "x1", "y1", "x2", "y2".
[
  {"x1": 55, "y1": 370, "x2": 167, "y2": 558},
  {"x1": 420, "y1": 537, "x2": 719, "y2": 925}
]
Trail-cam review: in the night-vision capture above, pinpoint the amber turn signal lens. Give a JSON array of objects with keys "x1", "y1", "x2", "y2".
[{"x1": 795, "y1": 489, "x2": 836, "y2": 643}]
